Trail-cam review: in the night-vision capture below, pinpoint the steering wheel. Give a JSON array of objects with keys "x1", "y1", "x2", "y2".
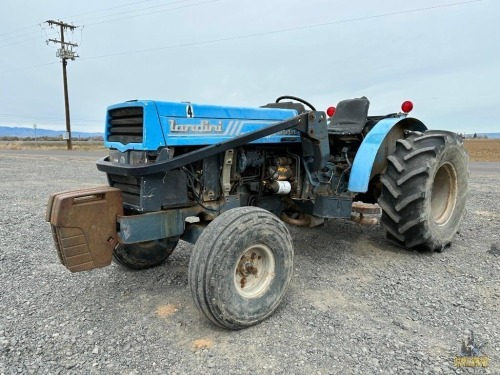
[{"x1": 275, "y1": 95, "x2": 316, "y2": 111}]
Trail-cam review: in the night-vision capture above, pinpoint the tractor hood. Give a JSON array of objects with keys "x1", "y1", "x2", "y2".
[{"x1": 104, "y1": 100, "x2": 301, "y2": 151}]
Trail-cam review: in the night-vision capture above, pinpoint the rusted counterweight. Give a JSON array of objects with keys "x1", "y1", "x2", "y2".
[{"x1": 46, "y1": 187, "x2": 123, "y2": 272}]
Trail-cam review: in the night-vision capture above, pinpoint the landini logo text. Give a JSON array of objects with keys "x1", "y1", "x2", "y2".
[{"x1": 169, "y1": 119, "x2": 223, "y2": 133}]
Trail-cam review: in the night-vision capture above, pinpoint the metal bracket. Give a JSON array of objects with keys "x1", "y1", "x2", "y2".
[
  {"x1": 221, "y1": 149, "x2": 234, "y2": 195},
  {"x1": 295, "y1": 111, "x2": 330, "y2": 172}
]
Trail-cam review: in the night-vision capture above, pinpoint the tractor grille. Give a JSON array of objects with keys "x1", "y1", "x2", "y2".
[
  {"x1": 108, "y1": 174, "x2": 141, "y2": 207},
  {"x1": 107, "y1": 107, "x2": 144, "y2": 144}
]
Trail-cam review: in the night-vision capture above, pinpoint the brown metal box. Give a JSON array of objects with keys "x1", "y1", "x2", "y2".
[{"x1": 46, "y1": 186, "x2": 123, "y2": 272}]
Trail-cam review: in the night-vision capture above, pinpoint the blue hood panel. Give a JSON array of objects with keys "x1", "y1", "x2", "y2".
[{"x1": 105, "y1": 100, "x2": 301, "y2": 151}]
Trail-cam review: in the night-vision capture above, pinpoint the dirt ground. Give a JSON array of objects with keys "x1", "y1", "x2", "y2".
[
  {"x1": 463, "y1": 139, "x2": 500, "y2": 162},
  {"x1": 1, "y1": 151, "x2": 499, "y2": 374}
]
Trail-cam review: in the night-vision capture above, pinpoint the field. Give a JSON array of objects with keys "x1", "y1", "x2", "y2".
[
  {"x1": 1, "y1": 139, "x2": 499, "y2": 162},
  {"x1": 463, "y1": 139, "x2": 500, "y2": 162},
  {"x1": 0, "y1": 140, "x2": 105, "y2": 151}
]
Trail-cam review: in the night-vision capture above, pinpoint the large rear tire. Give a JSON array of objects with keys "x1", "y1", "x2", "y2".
[
  {"x1": 113, "y1": 237, "x2": 179, "y2": 270},
  {"x1": 378, "y1": 130, "x2": 468, "y2": 251},
  {"x1": 188, "y1": 207, "x2": 294, "y2": 329}
]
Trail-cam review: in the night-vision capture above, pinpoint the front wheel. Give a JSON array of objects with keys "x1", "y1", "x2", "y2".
[
  {"x1": 378, "y1": 130, "x2": 468, "y2": 251},
  {"x1": 188, "y1": 207, "x2": 294, "y2": 329},
  {"x1": 113, "y1": 237, "x2": 179, "y2": 270}
]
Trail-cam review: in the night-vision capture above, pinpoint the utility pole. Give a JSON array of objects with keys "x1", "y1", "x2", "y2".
[{"x1": 45, "y1": 20, "x2": 79, "y2": 150}]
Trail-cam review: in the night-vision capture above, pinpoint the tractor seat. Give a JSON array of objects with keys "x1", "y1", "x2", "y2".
[{"x1": 328, "y1": 97, "x2": 370, "y2": 135}]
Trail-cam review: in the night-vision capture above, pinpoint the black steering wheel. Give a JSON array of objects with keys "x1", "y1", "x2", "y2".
[{"x1": 275, "y1": 95, "x2": 316, "y2": 111}]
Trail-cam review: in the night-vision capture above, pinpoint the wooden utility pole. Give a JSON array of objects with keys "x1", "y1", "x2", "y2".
[{"x1": 46, "y1": 20, "x2": 79, "y2": 150}]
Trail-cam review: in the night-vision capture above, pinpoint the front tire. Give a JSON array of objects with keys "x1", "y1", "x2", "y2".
[
  {"x1": 188, "y1": 207, "x2": 294, "y2": 329},
  {"x1": 378, "y1": 130, "x2": 468, "y2": 251},
  {"x1": 113, "y1": 237, "x2": 179, "y2": 270}
]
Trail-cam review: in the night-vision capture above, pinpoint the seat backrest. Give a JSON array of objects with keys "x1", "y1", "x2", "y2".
[{"x1": 329, "y1": 97, "x2": 370, "y2": 135}]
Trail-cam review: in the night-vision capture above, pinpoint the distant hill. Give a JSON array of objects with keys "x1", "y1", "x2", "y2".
[
  {"x1": 0, "y1": 126, "x2": 103, "y2": 138},
  {"x1": 479, "y1": 133, "x2": 500, "y2": 139},
  {"x1": 465, "y1": 133, "x2": 500, "y2": 139}
]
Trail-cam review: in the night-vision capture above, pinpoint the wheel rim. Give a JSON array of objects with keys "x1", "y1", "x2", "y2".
[
  {"x1": 234, "y1": 244, "x2": 275, "y2": 299},
  {"x1": 431, "y1": 162, "x2": 458, "y2": 226}
]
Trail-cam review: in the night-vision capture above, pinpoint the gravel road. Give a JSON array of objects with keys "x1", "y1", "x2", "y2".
[{"x1": 0, "y1": 150, "x2": 499, "y2": 374}]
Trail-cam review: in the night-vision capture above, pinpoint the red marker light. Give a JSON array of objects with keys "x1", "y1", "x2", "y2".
[
  {"x1": 401, "y1": 101, "x2": 413, "y2": 113},
  {"x1": 326, "y1": 106, "x2": 336, "y2": 117}
]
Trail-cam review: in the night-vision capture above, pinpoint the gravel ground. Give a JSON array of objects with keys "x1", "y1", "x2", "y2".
[{"x1": 0, "y1": 151, "x2": 499, "y2": 375}]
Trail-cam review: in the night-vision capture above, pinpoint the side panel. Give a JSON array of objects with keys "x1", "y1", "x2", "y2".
[
  {"x1": 348, "y1": 117, "x2": 427, "y2": 193},
  {"x1": 161, "y1": 118, "x2": 301, "y2": 146},
  {"x1": 159, "y1": 102, "x2": 301, "y2": 146}
]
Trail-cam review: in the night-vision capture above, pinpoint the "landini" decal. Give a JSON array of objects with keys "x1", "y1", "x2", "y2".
[{"x1": 169, "y1": 119, "x2": 223, "y2": 133}]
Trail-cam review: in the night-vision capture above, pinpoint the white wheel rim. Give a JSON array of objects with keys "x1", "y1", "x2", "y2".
[
  {"x1": 234, "y1": 244, "x2": 275, "y2": 299},
  {"x1": 431, "y1": 162, "x2": 458, "y2": 226}
]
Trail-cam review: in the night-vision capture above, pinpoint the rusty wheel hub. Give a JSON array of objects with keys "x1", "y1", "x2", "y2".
[{"x1": 234, "y1": 244, "x2": 275, "y2": 299}]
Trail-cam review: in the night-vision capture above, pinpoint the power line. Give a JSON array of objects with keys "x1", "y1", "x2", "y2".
[
  {"x1": 0, "y1": 36, "x2": 46, "y2": 49},
  {"x1": 63, "y1": 0, "x2": 166, "y2": 20},
  {"x1": 0, "y1": 24, "x2": 39, "y2": 38},
  {"x1": 0, "y1": 0, "x2": 199, "y2": 41},
  {"x1": 0, "y1": 0, "x2": 483, "y2": 74},
  {"x1": 0, "y1": 27, "x2": 57, "y2": 50},
  {"x1": 82, "y1": 0, "x2": 484, "y2": 60},
  {"x1": 76, "y1": 0, "x2": 196, "y2": 23},
  {"x1": 0, "y1": 61, "x2": 59, "y2": 74},
  {"x1": 0, "y1": 28, "x2": 46, "y2": 42},
  {"x1": 84, "y1": 0, "x2": 219, "y2": 26}
]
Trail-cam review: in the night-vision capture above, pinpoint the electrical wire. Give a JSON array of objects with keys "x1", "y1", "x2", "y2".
[
  {"x1": 0, "y1": 0, "x2": 483, "y2": 74},
  {"x1": 63, "y1": 0, "x2": 168, "y2": 20},
  {"x1": 0, "y1": 0, "x2": 203, "y2": 42},
  {"x1": 79, "y1": 0, "x2": 483, "y2": 60},
  {"x1": 77, "y1": 0, "x2": 199, "y2": 23},
  {"x1": 0, "y1": 62, "x2": 59, "y2": 74},
  {"x1": 182, "y1": 165, "x2": 222, "y2": 212},
  {"x1": 0, "y1": 24, "x2": 40, "y2": 38},
  {"x1": 0, "y1": 25, "x2": 57, "y2": 50}
]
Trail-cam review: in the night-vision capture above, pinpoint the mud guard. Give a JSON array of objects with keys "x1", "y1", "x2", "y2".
[
  {"x1": 46, "y1": 187, "x2": 123, "y2": 272},
  {"x1": 348, "y1": 117, "x2": 427, "y2": 193}
]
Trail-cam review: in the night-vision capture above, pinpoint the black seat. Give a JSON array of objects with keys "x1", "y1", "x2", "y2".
[{"x1": 328, "y1": 97, "x2": 370, "y2": 135}]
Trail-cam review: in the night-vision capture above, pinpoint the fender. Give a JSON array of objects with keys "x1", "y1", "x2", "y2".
[{"x1": 348, "y1": 116, "x2": 427, "y2": 193}]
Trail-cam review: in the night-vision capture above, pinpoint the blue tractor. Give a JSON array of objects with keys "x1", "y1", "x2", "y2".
[{"x1": 47, "y1": 95, "x2": 468, "y2": 329}]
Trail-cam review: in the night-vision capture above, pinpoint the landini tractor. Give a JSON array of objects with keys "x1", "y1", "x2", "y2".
[{"x1": 47, "y1": 95, "x2": 468, "y2": 329}]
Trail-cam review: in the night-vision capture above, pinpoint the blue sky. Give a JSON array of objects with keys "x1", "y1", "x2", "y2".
[{"x1": 0, "y1": 0, "x2": 497, "y2": 133}]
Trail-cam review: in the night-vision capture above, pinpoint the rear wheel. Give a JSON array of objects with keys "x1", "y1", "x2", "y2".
[
  {"x1": 113, "y1": 237, "x2": 179, "y2": 270},
  {"x1": 378, "y1": 130, "x2": 468, "y2": 251},
  {"x1": 188, "y1": 207, "x2": 294, "y2": 329}
]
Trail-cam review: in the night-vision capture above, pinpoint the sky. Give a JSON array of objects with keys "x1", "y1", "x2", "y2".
[{"x1": 0, "y1": 0, "x2": 498, "y2": 134}]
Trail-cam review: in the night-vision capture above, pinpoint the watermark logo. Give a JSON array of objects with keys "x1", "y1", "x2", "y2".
[{"x1": 454, "y1": 331, "x2": 489, "y2": 368}]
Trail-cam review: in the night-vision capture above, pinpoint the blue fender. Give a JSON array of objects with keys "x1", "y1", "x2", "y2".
[{"x1": 348, "y1": 116, "x2": 427, "y2": 193}]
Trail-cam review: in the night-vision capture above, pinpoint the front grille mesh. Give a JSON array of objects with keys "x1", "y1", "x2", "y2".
[{"x1": 107, "y1": 107, "x2": 143, "y2": 144}]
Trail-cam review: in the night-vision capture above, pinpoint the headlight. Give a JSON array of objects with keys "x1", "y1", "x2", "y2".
[
  {"x1": 129, "y1": 151, "x2": 148, "y2": 165},
  {"x1": 109, "y1": 150, "x2": 149, "y2": 165},
  {"x1": 109, "y1": 150, "x2": 125, "y2": 164}
]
